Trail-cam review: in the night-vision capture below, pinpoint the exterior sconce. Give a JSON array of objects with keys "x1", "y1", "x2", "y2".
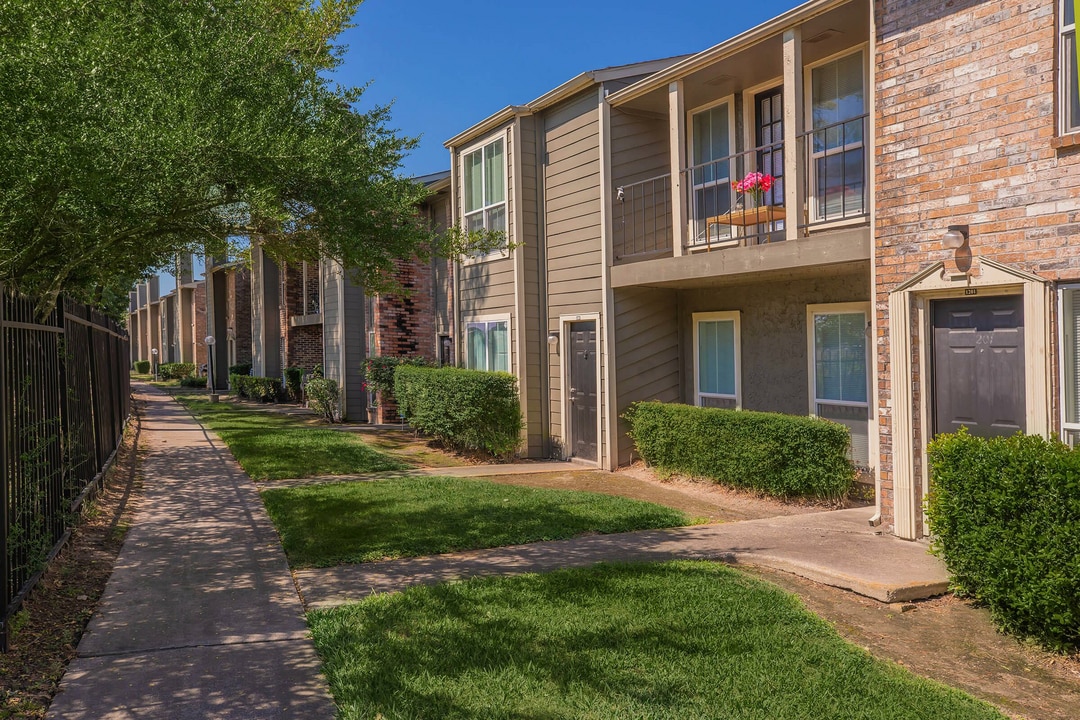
[
  {"x1": 943, "y1": 225, "x2": 969, "y2": 250},
  {"x1": 616, "y1": 187, "x2": 625, "y2": 202},
  {"x1": 547, "y1": 332, "x2": 560, "y2": 353}
]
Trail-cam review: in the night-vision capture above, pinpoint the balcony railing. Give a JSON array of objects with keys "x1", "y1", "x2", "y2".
[
  {"x1": 684, "y1": 140, "x2": 786, "y2": 251},
  {"x1": 798, "y1": 113, "x2": 869, "y2": 230},
  {"x1": 613, "y1": 174, "x2": 672, "y2": 263}
]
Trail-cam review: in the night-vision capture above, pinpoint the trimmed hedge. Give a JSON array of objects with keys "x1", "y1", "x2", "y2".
[
  {"x1": 230, "y1": 373, "x2": 282, "y2": 402},
  {"x1": 927, "y1": 429, "x2": 1080, "y2": 651},
  {"x1": 622, "y1": 402, "x2": 854, "y2": 501},
  {"x1": 180, "y1": 376, "x2": 208, "y2": 388},
  {"x1": 133, "y1": 360, "x2": 151, "y2": 374},
  {"x1": 159, "y1": 362, "x2": 197, "y2": 379},
  {"x1": 284, "y1": 367, "x2": 304, "y2": 402},
  {"x1": 228, "y1": 363, "x2": 252, "y2": 377},
  {"x1": 394, "y1": 365, "x2": 522, "y2": 458}
]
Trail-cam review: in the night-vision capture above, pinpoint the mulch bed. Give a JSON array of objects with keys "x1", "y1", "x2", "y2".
[{"x1": 0, "y1": 401, "x2": 143, "y2": 719}]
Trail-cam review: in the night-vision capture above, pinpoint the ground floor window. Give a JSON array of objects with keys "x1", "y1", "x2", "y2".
[
  {"x1": 1059, "y1": 286, "x2": 1080, "y2": 446},
  {"x1": 465, "y1": 317, "x2": 509, "y2": 372},
  {"x1": 693, "y1": 311, "x2": 740, "y2": 408},
  {"x1": 808, "y1": 303, "x2": 870, "y2": 465}
]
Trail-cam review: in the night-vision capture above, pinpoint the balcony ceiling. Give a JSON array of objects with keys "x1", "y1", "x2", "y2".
[{"x1": 616, "y1": 0, "x2": 870, "y2": 115}]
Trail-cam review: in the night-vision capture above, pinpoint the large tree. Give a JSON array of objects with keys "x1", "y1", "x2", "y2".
[{"x1": 0, "y1": 0, "x2": 432, "y2": 314}]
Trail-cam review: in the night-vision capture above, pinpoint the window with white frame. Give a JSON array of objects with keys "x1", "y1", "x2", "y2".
[
  {"x1": 1062, "y1": 0, "x2": 1080, "y2": 135},
  {"x1": 465, "y1": 317, "x2": 509, "y2": 372},
  {"x1": 808, "y1": 304, "x2": 870, "y2": 465},
  {"x1": 1059, "y1": 286, "x2": 1080, "y2": 446},
  {"x1": 809, "y1": 50, "x2": 867, "y2": 221},
  {"x1": 462, "y1": 137, "x2": 507, "y2": 241},
  {"x1": 688, "y1": 102, "x2": 734, "y2": 246},
  {"x1": 693, "y1": 312, "x2": 740, "y2": 408}
]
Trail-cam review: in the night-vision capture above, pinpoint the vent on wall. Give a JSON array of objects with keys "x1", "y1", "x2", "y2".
[{"x1": 805, "y1": 29, "x2": 841, "y2": 44}]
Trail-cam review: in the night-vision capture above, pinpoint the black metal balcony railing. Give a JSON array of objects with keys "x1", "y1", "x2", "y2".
[
  {"x1": 798, "y1": 113, "x2": 869, "y2": 229},
  {"x1": 612, "y1": 174, "x2": 672, "y2": 263},
  {"x1": 683, "y1": 140, "x2": 786, "y2": 251}
]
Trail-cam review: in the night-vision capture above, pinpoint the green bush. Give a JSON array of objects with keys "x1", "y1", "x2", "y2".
[
  {"x1": 927, "y1": 429, "x2": 1080, "y2": 651},
  {"x1": 394, "y1": 365, "x2": 522, "y2": 458},
  {"x1": 228, "y1": 362, "x2": 252, "y2": 377},
  {"x1": 306, "y1": 377, "x2": 341, "y2": 422},
  {"x1": 158, "y1": 362, "x2": 197, "y2": 379},
  {"x1": 180, "y1": 376, "x2": 207, "y2": 388},
  {"x1": 622, "y1": 402, "x2": 854, "y2": 501},
  {"x1": 364, "y1": 355, "x2": 430, "y2": 398},
  {"x1": 230, "y1": 373, "x2": 283, "y2": 402},
  {"x1": 133, "y1": 360, "x2": 151, "y2": 374},
  {"x1": 284, "y1": 367, "x2": 304, "y2": 402}
]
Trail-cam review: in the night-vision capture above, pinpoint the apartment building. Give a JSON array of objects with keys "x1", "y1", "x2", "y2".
[{"x1": 128, "y1": 255, "x2": 208, "y2": 370}]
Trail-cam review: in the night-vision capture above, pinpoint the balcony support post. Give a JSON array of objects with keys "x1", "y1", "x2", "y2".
[
  {"x1": 782, "y1": 27, "x2": 804, "y2": 242},
  {"x1": 668, "y1": 80, "x2": 687, "y2": 256}
]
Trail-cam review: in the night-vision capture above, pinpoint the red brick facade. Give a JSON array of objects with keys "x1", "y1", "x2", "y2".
[
  {"x1": 225, "y1": 267, "x2": 252, "y2": 367},
  {"x1": 280, "y1": 261, "x2": 324, "y2": 373},
  {"x1": 192, "y1": 281, "x2": 208, "y2": 368},
  {"x1": 875, "y1": 0, "x2": 1080, "y2": 532}
]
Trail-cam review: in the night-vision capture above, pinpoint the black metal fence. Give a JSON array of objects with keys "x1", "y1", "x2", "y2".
[{"x1": 1, "y1": 284, "x2": 131, "y2": 650}]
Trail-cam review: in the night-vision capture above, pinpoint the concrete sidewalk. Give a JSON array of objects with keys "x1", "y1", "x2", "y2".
[
  {"x1": 47, "y1": 385, "x2": 334, "y2": 719},
  {"x1": 297, "y1": 508, "x2": 949, "y2": 609}
]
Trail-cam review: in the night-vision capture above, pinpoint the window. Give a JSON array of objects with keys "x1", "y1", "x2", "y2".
[
  {"x1": 1059, "y1": 287, "x2": 1080, "y2": 446},
  {"x1": 688, "y1": 101, "x2": 734, "y2": 246},
  {"x1": 1063, "y1": 0, "x2": 1080, "y2": 135},
  {"x1": 465, "y1": 318, "x2": 509, "y2": 372},
  {"x1": 809, "y1": 51, "x2": 867, "y2": 221},
  {"x1": 462, "y1": 137, "x2": 507, "y2": 237},
  {"x1": 808, "y1": 304, "x2": 870, "y2": 466},
  {"x1": 693, "y1": 312, "x2": 740, "y2": 408}
]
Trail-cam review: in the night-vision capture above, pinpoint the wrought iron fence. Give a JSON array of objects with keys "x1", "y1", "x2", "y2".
[
  {"x1": 1, "y1": 285, "x2": 131, "y2": 650},
  {"x1": 798, "y1": 113, "x2": 870, "y2": 229},
  {"x1": 612, "y1": 174, "x2": 673, "y2": 263}
]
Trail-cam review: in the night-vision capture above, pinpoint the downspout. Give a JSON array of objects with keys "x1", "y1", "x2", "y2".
[{"x1": 867, "y1": 0, "x2": 881, "y2": 527}]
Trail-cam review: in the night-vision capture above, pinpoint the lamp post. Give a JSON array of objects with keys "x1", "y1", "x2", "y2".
[
  {"x1": 150, "y1": 348, "x2": 158, "y2": 380},
  {"x1": 204, "y1": 335, "x2": 219, "y2": 403}
]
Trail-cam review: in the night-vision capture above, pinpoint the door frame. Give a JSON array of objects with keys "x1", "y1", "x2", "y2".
[
  {"x1": 888, "y1": 259, "x2": 1051, "y2": 539},
  {"x1": 558, "y1": 312, "x2": 603, "y2": 465}
]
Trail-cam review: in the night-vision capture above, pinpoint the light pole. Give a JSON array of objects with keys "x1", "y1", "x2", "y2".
[
  {"x1": 150, "y1": 348, "x2": 159, "y2": 380},
  {"x1": 204, "y1": 335, "x2": 219, "y2": 403}
]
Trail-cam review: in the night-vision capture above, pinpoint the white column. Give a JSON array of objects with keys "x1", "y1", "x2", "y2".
[
  {"x1": 669, "y1": 80, "x2": 687, "y2": 257},
  {"x1": 782, "y1": 27, "x2": 804, "y2": 242}
]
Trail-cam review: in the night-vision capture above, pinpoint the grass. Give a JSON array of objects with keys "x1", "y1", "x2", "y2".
[
  {"x1": 178, "y1": 397, "x2": 406, "y2": 480},
  {"x1": 262, "y1": 477, "x2": 690, "y2": 566},
  {"x1": 308, "y1": 561, "x2": 1007, "y2": 720}
]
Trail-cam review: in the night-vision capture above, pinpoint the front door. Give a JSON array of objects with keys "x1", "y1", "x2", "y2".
[
  {"x1": 754, "y1": 87, "x2": 785, "y2": 243},
  {"x1": 568, "y1": 321, "x2": 598, "y2": 461},
  {"x1": 931, "y1": 296, "x2": 1025, "y2": 438}
]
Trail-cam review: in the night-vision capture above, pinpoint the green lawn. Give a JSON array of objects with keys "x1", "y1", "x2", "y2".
[
  {"x1": 262, "y1": 477, "x2": 690, "y2": 566},
  {"x1": 308, "y1": 561, "x2": 1006, "y2": 720},
  {"x1": 178, "y1": 397, "x2": 406, "y2": 480}
]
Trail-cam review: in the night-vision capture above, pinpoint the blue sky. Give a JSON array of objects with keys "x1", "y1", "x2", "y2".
[{"x1": 338, "y1": 0, "x2": 802, "y2": 178}]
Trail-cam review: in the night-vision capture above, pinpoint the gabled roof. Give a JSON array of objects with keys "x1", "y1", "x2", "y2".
[
  {"x1": 413, "y1": 169, "x2": 451, "y2": 193},
  {"x1": 444, "y1": 55, "x2": 691, "y2": 150}
]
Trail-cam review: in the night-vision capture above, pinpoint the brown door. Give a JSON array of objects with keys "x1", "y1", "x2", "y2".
[
  {"x1": 931, "y1": 296, "x2": 1025, "y2": 438},
  {"x1": 568, "y1": 321, "x2": 598, "y2": 461}
]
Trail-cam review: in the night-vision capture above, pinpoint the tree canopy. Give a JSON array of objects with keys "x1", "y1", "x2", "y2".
[{"x1": 0, "y1": 0, "x2": 435, "y2": 314}]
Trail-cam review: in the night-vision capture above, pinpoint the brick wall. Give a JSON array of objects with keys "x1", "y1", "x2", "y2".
[
  {"x1": 875, "y1": 0, "x2": 1080, "y2": 532},
  {"x1": 192, "y1": 281, "x2": 207, "y2": 367},
  {"x1": 279, "y1": 262, "x2": 324, "y2": 373},
  {"x1": 224, "y1": 268, "x2": 252, "y2": 366}
]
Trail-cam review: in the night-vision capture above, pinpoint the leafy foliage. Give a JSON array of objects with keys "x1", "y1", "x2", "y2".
[
  {"x1": 179, "y1": 376, "x2": 208, "y2": 388},
  {"x1": 132, "y1": 360, "x2": 150, "y2": 374},
  {"x1": 363, "y1": 355, "x2": 430, "y2": 400},
  {"x1": 228, "y1": 363, "x2": 252, "y2": 378},
  {"x1": 0, "y1": 0, "x2": 433, "y2": 312},
  {"x1": 394, "y1": 366, "x2": 522, "y2": 458},
  {"x1": 623, "y1": 402, "x2": 854, "y2": 500},
  {"x1": 157, "y1": 362, "x2": 196, "y2": 380},
  {"x1": 284, "y1": 367, "x2": 304, "y2": 403},
  {"x1": 230, "y1": 374, "x2": 283, "y2": 403},
  {"x1": 927, "y1": 429, "x2": 1080, "y2": 651},
  {"x1": 306, "y1": 377, "x2": 341, "y2": 422}
]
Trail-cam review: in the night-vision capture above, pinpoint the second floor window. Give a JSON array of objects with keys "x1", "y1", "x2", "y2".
[
  {"x1": 463, "y1": 137, "x2": 507, "y2": 236},
  {"x1": 1063, "y1": 0, "x2": 1079, "y2": 135},
  {"x1": 810, "y1": 50, "x2": 867, "y2": 221}
]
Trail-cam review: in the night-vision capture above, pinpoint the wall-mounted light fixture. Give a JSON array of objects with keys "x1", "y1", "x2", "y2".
[
  {"x1": 615, "y1": 187, "x2": 625, "y2": 202},
  {"x1": 943, "y1": 225, "x2": 969, "y2": 250},
  {"x1": 547, "y1": 331, "x2": 560, "y2": 354}
]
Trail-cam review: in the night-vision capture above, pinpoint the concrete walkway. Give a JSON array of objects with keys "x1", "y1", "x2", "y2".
[
  {"x1": 47, "y1": 385, "x2": 334, "y2": 720},
  {"x1": 297, "y1": 507, "x2": 949, "y2": 609}
]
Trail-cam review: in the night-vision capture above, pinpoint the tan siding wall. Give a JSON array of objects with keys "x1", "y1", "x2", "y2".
[
  {"x1": 543, "y1": 90, "x2": 606, "y2": 460},
  {"x1": 518, "y1": 115, "x2": 544, "y2": 456},
  {"x1": 613, "y1": 286, "x2": 681, "y2": 466},
  {"x1": 610, "y1": 109, "x2": 669, "y2": 188}
]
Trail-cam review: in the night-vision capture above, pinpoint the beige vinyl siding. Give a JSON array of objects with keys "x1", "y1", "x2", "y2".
[
  {"x1": 518, "y1": 115, "x2": 544, "y2": 456},
  {"x1": 542, "y1": 89, "x2": 606, "y2": 460},
  {"x1": 320, "y1": 260, "x2": 368, "y2": 422},
  {"x1": 613, "y1": 286, "x2": 681, "y2": 466},
  {"x1": 610, "y1": 108, "x2": 669, "y2": 187}
]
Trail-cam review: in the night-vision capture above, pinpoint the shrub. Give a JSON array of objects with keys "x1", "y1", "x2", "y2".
[
  {"x1": 394, "y1": 365, "x2": 522, "y2": 458},
  {"x1": 180, "y1": 376, "x2": 207, "y2": 388},
  {"x1": 364, "y1": 355, "x2": 430, "y2": 398},
  {"x1": 228, "y1": 362, "x2": 252, "y2": 377},
  {"x1": 284, "y1": 367, "x2": 304, "y2": 403},
  {"x1": 306, "y1": 377, "x2": 341, "y2": 422},
  {"x1": 622, "y1": 402, "x2": 854, "y2": 501},
  {"x1": 133, "y1": 360, "x2": 151, "y2": 374},
  {"x1": 927, "y1": 429, "x2": 1080, "y2": 651},
  {"x1": 158, "y1": 362, "x2": 197, "y2": 379},
  {"x1": 229, "y1": 373, "x2": 282, "y2": 402}
]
